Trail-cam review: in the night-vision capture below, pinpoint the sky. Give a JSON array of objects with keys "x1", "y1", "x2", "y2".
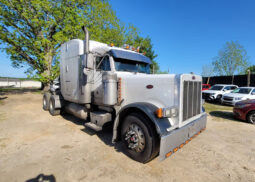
[{"x1": 1, "y1": 0, "x2": 255, "y2": 77}]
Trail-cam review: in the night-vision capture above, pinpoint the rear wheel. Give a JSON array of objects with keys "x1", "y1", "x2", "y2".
[
  {"x1": 43, "y1": 92, "x2": 51, "y2": 111},
  {"x1": 121, "y1": 113, "x2": 159, "y2": 163},
  {"x1": 49, "y1": 96, "x2": 61, "y2": 116},
  {"x1": 247, "y1": 111, "x2": 255, "y2": 124}
]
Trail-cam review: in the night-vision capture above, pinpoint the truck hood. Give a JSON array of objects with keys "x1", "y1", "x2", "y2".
[
  {"x1": 223, "y1": 93, "x2": 248, "y2": 98},
  {"x1": 115, "y1": 72, "x2": 177, "y2": 108},
  {"x1": 236, "y1": 99, "x2": 255, "y2": 104},
  {"x1": 202, "y1": 90, "x2": 221, "y2": 94}
]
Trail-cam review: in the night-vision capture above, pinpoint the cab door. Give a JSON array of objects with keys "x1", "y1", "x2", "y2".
[{"x1": 92, "y1": 55, "x2": 111, "y2": 104}]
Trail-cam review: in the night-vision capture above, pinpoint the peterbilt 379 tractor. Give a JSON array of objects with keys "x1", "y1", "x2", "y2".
[{"x1": 43, "y1": 27, "x2": 207, "y2": 163}]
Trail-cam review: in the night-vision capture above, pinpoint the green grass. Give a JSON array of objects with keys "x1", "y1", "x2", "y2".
[
  {"x1": 204, "y1": 102, "x2": 233, "y2": 113},
  {"x1": 204, "y1": 102, "x2": 237, "y2": 122}
]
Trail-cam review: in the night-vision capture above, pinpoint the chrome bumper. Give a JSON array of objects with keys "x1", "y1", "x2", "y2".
[{"x1": 159, "y1": 113, "x2": 207, "y2": 161}]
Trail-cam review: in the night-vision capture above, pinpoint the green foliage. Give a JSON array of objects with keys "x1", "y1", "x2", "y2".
[
  {"x1": 245, "y1": 65, "x2": 255, "y2": 74},
  {"x1": 0, "y1": 0, "x2": 158, "y2": 86},
  {"x1": 123, "y1": 25, "x2": 159, "y2": 73},
  {"x1": 212, "y1": 41, "x2": 249, "y2": 76}
]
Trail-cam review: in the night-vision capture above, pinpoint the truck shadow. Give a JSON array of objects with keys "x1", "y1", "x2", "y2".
[
  {"x1": 209, "y1": 111, "x2": 247, "y2": 123},
  {"x1": 26, "y1": 173, "x2": 56, "y2": 182},
  {"x1": 61, "y1": 113, "x2": 124, "y2": 153}
]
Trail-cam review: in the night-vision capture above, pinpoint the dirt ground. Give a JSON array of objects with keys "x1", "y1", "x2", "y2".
[{"x1": 0, "y1": 93, "x2": 255, "y2": 182}]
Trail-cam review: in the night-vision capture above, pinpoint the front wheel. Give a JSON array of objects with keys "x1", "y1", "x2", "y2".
[
  {"x1": 216, "y1": 95, "x2": 222, "y2": 103},
  {"x1": 247, "y1": 111, "x2": 255, "y2": 124},
  {"x1": 121, "y1": 113, "x2": 159, "y2": 163}
]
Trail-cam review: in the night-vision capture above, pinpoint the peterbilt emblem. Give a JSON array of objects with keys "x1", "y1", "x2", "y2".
[
  {"x1": 192, "y1": 76, "x2": 195, "y2": 80},
  {"x1": 146, "y1": 85, "x2": 153, "y2": 89}
]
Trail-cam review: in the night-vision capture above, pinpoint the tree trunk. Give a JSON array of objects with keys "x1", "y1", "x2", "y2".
[
  {"x1": 207, "y1": 77, "x2": 210, "y2": 84},
  {"x1": 232, "y1": 75, "x2": 234, "y2": 84},
  {"x1": 41, "y1": 82, "x2": 50, "y2": 92},
  {"x1": 41, "y1": 49, "x2": 53, "y2": 92}
]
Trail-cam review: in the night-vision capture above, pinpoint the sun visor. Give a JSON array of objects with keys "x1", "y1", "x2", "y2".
[{"x1": 109, "y1": 49, "x2": 152, "y2": 64}]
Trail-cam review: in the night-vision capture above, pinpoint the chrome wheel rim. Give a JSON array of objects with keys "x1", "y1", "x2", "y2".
[
  {"x1": 250, "y1": 114, "x2": 255, "y2": 123},
  {"x1": 125, "y1": 123, "x2": 145, "y2": 152}
]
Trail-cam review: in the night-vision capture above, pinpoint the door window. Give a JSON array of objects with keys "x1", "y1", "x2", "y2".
[
  {"x1": 224, "y1": 86, "x2": 231, "y2": 90},
  {"x1": 251, "y1": 89, "x2": 255, "y2": 95},
  {"x1": 96, "y1": 56, "x2": 111, "y2": 71}
]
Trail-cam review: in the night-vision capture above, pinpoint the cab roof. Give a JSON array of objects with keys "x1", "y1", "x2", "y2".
[{"x1": 89, "y1": 40, "x2": 152, "y2": 64}]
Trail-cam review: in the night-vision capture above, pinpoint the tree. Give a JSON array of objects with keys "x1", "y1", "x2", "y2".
[
  {"x1": 212, "y1": 41, "x2": 249, "y2": 76},
  {"x1": 124, "y1": 25, "x2": 159, "y2": 73},
  {"x1": 0, "y1": 0, "x2": 158, "y2": 90},
  {"x1": 201, "y1": 64, "x2": 214, "y2": 84},
  {"x1": 245, "y1": 65, "x2": 255, "y2": 74}
]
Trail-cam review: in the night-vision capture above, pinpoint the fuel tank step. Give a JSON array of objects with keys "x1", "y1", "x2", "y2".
[{"x1": 84, "y1": 122, "x2": 102, "y2": 131}]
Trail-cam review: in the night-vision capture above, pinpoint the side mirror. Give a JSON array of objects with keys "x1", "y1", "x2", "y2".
[
  {"x1": 223, "y1": 89, "x2": 226, "y2": 92},
  {"x1": 251, "y1": 92, "x2": 255, "y2": 95}
]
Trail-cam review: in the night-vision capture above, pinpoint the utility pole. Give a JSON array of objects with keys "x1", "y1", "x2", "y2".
[{"x1": 247, "y1": 69, "x2": 250, "y2": 87}]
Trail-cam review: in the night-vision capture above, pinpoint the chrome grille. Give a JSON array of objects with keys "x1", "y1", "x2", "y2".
[
  {"x1": 182, "y1": 81, "x2": 201, "y2": 121},
  {"x1": 223, "y1": 96, "x2": 233, "y2": 101}
]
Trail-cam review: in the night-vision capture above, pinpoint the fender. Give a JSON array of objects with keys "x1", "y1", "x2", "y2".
[{"x1": 112, "y1": 102, "x2": 171, "y2": 143}]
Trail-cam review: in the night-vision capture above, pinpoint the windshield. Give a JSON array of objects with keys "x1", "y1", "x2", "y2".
[
  {"x1": 209, "y1": 85, "x2": 224, "y2": 91},
  {"x1": 114, "y1": 57, "x2": 150, "y2": 74},
  {"x1": 231, "y1": 88, "x2": 252, "y2": 94}
]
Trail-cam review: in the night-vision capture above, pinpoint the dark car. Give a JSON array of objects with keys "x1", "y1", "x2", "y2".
[{"x1": 233, "y1": 99, "x2": 255, "y2": 124}]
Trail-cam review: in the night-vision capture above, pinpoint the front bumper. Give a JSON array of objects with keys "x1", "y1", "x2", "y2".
[
  {"x1": 202, "y1": 94, "x2": 216, "y2": 101},
  {"x1": 221, "y1": 99, "x2": 235, "y2": 105},
  {"x1": 159, "y1": 113, "x2": 207, "y2": 161},
  {"x1": 233, "y1": 108, "x2": 246, "y2": 120}
]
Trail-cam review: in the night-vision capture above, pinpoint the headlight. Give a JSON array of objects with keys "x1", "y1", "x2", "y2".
[
  {"x1": 155, "y1": 107, "x2": 178, "y2": 118},
  {"x1": 235, "y1": 97, "x2": 243, "y2": 100}
]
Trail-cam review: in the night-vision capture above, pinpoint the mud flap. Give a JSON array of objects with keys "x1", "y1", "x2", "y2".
[{"x1": 159, "y1": 113, "x2": 207, "y2": 161}]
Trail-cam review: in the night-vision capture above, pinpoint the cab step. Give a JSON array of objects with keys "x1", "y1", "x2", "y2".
[{"x1": 84, "y1": 122, "x2": 102, "y2": 131}]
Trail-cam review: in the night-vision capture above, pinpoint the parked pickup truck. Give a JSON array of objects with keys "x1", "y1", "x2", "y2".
[{"x1": 42, "y1": 27, "x2": 207, "y2": 163}]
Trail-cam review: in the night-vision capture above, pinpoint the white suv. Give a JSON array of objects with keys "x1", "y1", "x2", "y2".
[
  {"x1": 222, "y1": 87, "x2": 255, "y2": 105},
  {"x1": 202, "y1": 84, "x2": 238, "y2": 102}
]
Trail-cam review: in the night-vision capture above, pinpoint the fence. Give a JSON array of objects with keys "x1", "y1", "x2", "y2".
[
  {"x1": 0, "y1": 78, "x2": 41, "y2": 88},
  {"x1": 203, "y1": 74, "x2": 255, "y2": 87}
]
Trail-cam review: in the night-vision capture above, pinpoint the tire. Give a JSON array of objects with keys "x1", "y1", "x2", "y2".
[
  {"x1": 216, "y1": 95, "x2": 222, "y2": 103},
  {"x1": 247, "y1": 111, "x2": 255, "y2": 124},
  {"x1": 49, "y1": 96, "x2": 61, "y2": 116},
  {"x1": 121, "y1": 113, "x2": 159, "y2": 163},
  {"x1": 43, "y1": 92, "x2": 51, "y2": 111}
]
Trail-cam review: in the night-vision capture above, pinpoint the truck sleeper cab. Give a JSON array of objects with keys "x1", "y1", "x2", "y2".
[{"x1": 43, "y1": 29, "x2": 207, "y2": 163}]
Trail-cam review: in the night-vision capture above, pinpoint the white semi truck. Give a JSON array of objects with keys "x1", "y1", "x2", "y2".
[{"x1": 43, "y1": 27, "x2": 207, "y2": 163}]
